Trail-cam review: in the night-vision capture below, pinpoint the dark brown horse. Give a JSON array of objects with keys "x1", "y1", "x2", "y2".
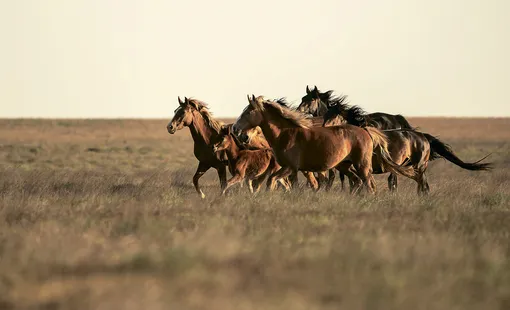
[
  {"x1": 323, "y1": 103, "x2": 492, "y2": 193},
  {"x1": 213, "y1": 126, "x2": 290, "y2": 195},
  {"x1": 233, "y1": 95, "x2": 415, "y2": 193},
  {"x1": 166, "y1": 97, "x2": 267, "y2": 198},
  {"x1": 299, "y1": 86, "x2": 415, "y2": 189},
  {"x1": 298, "y1": 86, "x2": 414, "y2": 129}
]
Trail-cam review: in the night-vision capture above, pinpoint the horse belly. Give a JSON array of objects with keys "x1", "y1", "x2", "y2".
[{"x1": 299, "y1": 140, "x2": 350, "y2": 171}]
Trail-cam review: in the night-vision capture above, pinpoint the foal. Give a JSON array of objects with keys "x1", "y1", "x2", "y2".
[{"x1": 213, "y1": 126, "x2": 289, "y2": 195}]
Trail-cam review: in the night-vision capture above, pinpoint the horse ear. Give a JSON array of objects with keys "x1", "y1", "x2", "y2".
[
  {"x1": 188, "y1": 100, "x2": 199, "y2": 110},
  {"x1": 247, "y1": 94, "x2": 251, "y2": 103},
  {"x1": 249, "y1": 95, "x2": 257, "y2": 107},
  {"x1": 178, "y1": 96, "x2": 185, "y2": 106},
  {"x1": 306, "y1": 85, "x2": 310, "y2": 94},
  {"x1": 313, "y1": 86, "x2": 318, "y2": 92}
]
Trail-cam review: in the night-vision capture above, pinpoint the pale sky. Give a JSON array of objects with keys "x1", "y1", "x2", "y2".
[{"x1": 1, "y1": 0, "x2": 509, "y2": 118}]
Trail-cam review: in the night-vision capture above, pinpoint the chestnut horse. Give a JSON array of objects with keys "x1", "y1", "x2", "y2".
[
  {"x1": 233, "y1": 95, "x2": 415, "y2": 193},
  {"x1": 213, "y1": 126, "x2": 290, "y2": 195},
  {"x1": 167, "y1": 97, "x2": 268, "y2": 198},
  {"x1": 323, "y1": 103, "x2": 492, "y2": 193}
]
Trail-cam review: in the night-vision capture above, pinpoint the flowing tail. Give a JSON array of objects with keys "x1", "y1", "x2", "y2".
[
  {"x1": 365, "y1": 127, "x2": 417, "y2": 179},
  {"x1": 423, "y1": 133, "x2": 492, "y2": 171}
]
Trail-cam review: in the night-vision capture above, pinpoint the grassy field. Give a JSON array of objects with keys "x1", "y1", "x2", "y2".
[{"x1": 0, "y1": 117, "x2": 509, "y2": 309}]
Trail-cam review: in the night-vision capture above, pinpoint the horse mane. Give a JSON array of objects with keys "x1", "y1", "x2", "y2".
[
  {"x1": 188, "y1": 99, "x2": 224, "y2": 133},
  {"x1": 261, "y1": 98, "x2": 312, "y2": 128},
  {"x1": 345, "y1": 106, "x2": 368, "y2": 127},
  {"x1": 321, "y1": 91, "x2": 350, "y2": 111},
  {"x1": 275, "y1": 97, "x2": 292, "y2": 108},
  {"x1": 325, "y1": 98, "x2": 368, "y2": 127}
]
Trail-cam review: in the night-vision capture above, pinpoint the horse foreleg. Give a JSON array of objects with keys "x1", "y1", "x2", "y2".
[
  {"x1": 193, "y1": 162, "x2": 211, "y2": 199},
  {"x1": 222, "y1": 173, "x2": 244, "y2": 196},
  {"x1": 216, "y1": 165, "x2": 227, "y2": 191}
]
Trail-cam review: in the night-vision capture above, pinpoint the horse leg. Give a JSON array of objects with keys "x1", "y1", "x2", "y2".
[
  {"x1": 416, "y1": 165, "x2": 430, "y2": 195},
  {"x1": 277, "y1": 178, "x2": 292, "y2": 191},
  {"x1": 317, "y1": 171, "x2": 329, "y2": 190},
  {"x1": 193, "y1": 162, "x2": 211, "y2": 199},
  {"x1": 288, "y1": 171, "x2": 298, "y2": 189},
  {"x1": 216, "y1": 165, "x2": 227, "y2": 191},
  {"x1": 387, "y1": 173, "x2": 398, "y2": 192},
  {"x1": 246, "y1": 179, "x2": 254, "y2": 194},
  {"x1": 222, "y1": 173, "x2": 244, "y2": 196},
  {"x1": 353, "y1": 163, "x2": 375, "y2": 194},
  {"x1": 304, "y1": 171, "x2": 319, "y2": 191},
  {"x1": 339, "y1": 172, "x2": 345, "y2": 191},
  {"x1": 267, "y1": 167, "x2": 293, "y2": 191},
  {"x1": 326, "y1": 169, "x2": 335, "y2": 191}
]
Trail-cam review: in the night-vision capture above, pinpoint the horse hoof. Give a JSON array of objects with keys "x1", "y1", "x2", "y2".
[{"x1": 200, "y1": 191, "x2": 206, "y2": 199}]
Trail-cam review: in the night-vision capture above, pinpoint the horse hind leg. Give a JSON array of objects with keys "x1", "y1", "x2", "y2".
[
  {"x1": 266, "y1": 167, "x2": 294, "y2": 192},
  {"x1": 353, "y1": 163, "x2": 375, "y2": 194},
  {"x1": 416, "y1": 167, "x2": 430, "y2": 195},
  {"x1": 317, "y1": 171, "x2": 329, "y2": 191}
]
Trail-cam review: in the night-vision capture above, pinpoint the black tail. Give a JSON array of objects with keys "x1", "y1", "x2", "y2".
[
  {"x1": 423, "y1": 133, "x2": 492, "y2": 171},
  {"x1": 395, "y1": 114, "x2": 414, "y2": 129}
]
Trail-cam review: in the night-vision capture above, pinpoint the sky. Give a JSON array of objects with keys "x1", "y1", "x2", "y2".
[{"x1": 1, "y1": 0, "x2": 509, "y2": 118}]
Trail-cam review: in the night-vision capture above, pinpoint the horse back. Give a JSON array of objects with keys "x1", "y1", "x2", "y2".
[{"x1": 368, "y1": 112, "x2": 414, "y2": 130}]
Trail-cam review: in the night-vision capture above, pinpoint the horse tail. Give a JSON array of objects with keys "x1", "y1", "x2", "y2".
[
  {"x1": 365, "y1": 127, "x2": 417, "y2": 179},
  {"x1": 423, "y1": 133, "x2": 492, "y2": 171},
  {"x1": 395, "y1": 114, "x2": 414, "y2": 129}
]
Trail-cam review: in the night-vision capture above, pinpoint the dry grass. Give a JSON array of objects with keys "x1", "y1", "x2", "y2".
[{"x1": 0, "y1": 118, "x2": 509, "y2": 310}]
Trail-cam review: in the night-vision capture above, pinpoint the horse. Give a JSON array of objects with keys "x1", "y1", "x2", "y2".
[
  {"x1": 323, "y1": 102, "x2": 493, "y2": 193},
  {"x1": 233, "y1": 95, "x2": 416, "y2": 194},
  {"x1": 298, "y1": 86, "x2": 414, "y2": 129},
  {"x1": 212, "y1": 126, "x2": 290, "y2": 195},
  {"x1": 166, "y1": 96, "x2": 268, "y2": 198}
]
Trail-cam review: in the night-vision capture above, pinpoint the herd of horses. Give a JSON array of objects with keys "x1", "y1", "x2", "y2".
[{"x1": 166, "y1": 86, "x2": 492, "y2": 198}]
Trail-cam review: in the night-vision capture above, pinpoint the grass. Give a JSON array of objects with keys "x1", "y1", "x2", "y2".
[{"x1": 0, "y1": 118, "x2": 509, "y2": 309}]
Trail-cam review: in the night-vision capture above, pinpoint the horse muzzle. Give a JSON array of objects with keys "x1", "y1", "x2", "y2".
[{"x1": 167, "y1": 125, "x2": 176, "y2": 134}]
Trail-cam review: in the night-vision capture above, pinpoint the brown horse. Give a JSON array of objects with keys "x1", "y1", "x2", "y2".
[
  {"x1": 166, "y1": 97, "x2": 267, "y2": 198},
  {"x1": 323, "y1": 103, "x2": 492, "y2": 193},
  {"x1": 233, "y1": 95, "x2": 415, "y2": 193},
  {"x1": 213, "y1": 126, "x2": 290, "y2": 195}
]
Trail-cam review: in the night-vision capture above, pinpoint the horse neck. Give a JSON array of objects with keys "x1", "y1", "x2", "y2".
[
  {"x1": 188, "y1": 112, "x2": 217, "y2": 146},
  {"x1": 256, "y1": 110, "x2": 293, "y2": 146},
  {"x1": 224, "y1": 137, "x2": 242, "y2": 161}
]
